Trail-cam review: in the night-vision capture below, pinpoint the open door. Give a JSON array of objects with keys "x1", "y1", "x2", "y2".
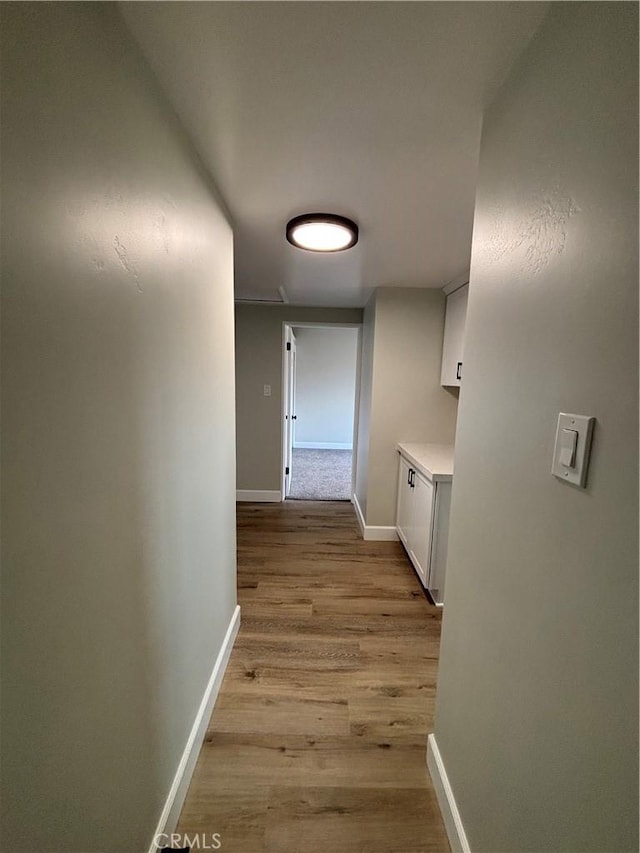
[{"x1": 283, "y1": 328, "x2": 297, "y2": 497}]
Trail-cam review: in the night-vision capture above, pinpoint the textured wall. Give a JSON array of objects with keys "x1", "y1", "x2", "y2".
[
  {"x1": 433, "y1": 4, "x2": 638, "y2": 850},
  {"x1": 362, "y1": 288, "x2": 458, "y2": 526},
  {"x1": 354, "y1": 296, "x2": 376, "y2": 515},
  {"x1": 1, "y1": 5, "x2": 237, "y2": 851}
]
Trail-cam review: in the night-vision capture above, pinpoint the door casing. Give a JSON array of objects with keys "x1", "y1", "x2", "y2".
[{"x1": 280, "y1": 321, "x2": 362, "y2": 501}]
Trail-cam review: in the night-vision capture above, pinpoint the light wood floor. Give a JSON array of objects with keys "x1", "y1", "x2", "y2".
[{"x1": 177, "y1": 500, "x2": 450, "y2": 852}]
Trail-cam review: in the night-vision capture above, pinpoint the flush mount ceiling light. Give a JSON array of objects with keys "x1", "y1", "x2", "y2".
[{"x1": 286, "y1": 213, "x2": 358, "y2": 253}]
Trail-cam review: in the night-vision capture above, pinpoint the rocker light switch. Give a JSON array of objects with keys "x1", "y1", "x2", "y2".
[
  {"x1": 559, "y1": 428, "x2": 578, "y2": 467},
  {"x1": 552, "y1": 413, "x2": 595, "y2": 488}
]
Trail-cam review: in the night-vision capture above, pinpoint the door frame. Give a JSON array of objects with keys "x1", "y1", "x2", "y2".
[
  {"x1": 280, "y1": 321, "x2": 363, "y2": 501},
  {"x1": 283, "y1": 326, "x2": 297, "y2": 498}
]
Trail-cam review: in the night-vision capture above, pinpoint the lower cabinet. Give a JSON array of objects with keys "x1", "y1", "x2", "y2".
[{"x1": 396, "y1": 453, "x2": 451, "y2": 605}]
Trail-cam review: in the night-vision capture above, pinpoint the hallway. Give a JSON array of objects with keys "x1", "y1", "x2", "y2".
[{"x1": 177, "y1": 501, "x2": 449, "y2": 852}]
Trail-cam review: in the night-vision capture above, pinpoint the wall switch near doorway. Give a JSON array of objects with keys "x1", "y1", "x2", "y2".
[
  {"x1": 263, "y1": 384, "x2": 271, "y2": 397},
  {"x1": 551, "y1": 413, "x2": 595, "y2": 488}
]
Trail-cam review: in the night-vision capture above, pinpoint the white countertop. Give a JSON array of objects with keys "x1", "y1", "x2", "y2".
[{"x1": 396, "y1": 442, "x2": 455, "y2": 482}]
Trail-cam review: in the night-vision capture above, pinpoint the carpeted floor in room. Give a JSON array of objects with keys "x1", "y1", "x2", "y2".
[{"x1": 288, "y1": 448, "x2": 352, "y2": 500}]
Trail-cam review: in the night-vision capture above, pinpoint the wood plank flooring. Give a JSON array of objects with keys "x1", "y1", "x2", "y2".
[{"x1": 177, "y1": 500, "x2": 450, "y2": 852}]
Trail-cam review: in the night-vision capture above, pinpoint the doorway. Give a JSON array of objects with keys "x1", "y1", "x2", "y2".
[{"x1": 281, "y1": 323, "x2": 361, "y2": 501}]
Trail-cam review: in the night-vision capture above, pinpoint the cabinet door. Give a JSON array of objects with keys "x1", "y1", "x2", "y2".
[
  {"x1": 396, "y1": 455, "x2": 413, "y2": 548},
  {"x1": 428, "y1": 482, "x2": 451, "y2": 605},
  {"x1": 441, "y1": 284, "x2": 469, "y2": 386},
  {"x1": 409, "y1": 469, "x2": 434, "y2": 584}
]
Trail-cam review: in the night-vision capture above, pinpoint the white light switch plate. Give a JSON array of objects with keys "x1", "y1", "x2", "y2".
[
  {"x1": 552, "y1": 413, "x2": 595, "y2": 488},
  {"x1": 263, "y1": 384, "x2": 271, "y2": 397}
]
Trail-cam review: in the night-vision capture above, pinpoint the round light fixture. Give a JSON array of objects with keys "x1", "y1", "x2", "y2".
[{"x1": 286, "y1": 213, "x2": 358, "y2": 253}]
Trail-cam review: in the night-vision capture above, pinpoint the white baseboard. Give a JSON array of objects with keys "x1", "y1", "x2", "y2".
[
  {"x1": 236, "y1": 489, "x2": 281, "y2": 502},
  {"x1": 352, "y1": 493, "x2": 399, "y2": 542},
  {"x1": 426, "y1": 733, "x2": 471, "y2": 853},
  {"x1": 363, "y1": 526, "x2": 398, "y2": 541},
  {"x1": 147, "y1": 605, "x2": 241, "y2": 853},
  {"x1": 352, "y1": 492, "x2": 366, "y2": 535},
  {"x1": 294, "y1": 441, "x2": 353, "y2": 450}
]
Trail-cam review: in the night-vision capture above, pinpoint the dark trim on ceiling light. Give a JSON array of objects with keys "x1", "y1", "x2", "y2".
[{"x1": 286, "y1": 213, "x2": 359, "y2": 252}]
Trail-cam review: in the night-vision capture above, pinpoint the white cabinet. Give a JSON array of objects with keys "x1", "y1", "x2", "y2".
[
  {"x1": 396, "y1": 455, "x2": 413, "y2": 549},
  {"x1": 441, "y1": 283, "x2": 469, "y2": 387},
  {"x1": 395, "y1": 445, "x2": 453, "y2": 605},
  {"x1": 397, "y1": 460, "x2": 433, "y2": 585},
  {"x1": 409, "y1": 468, "x2": 435, "y2": 584}
]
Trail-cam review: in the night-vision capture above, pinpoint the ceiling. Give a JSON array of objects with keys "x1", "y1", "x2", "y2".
[{"x1": 121, "y1": 2, "x2": 548, "y2": 307}]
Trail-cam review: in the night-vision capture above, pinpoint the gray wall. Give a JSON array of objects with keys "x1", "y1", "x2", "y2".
[
  {"x1": 235, "y1": 304, "x2": 362, "y2": 492},
  {"x1": 433, "y1": 4, "x2": 638, "y2": 851},
  {"x1": 357, "y1": 288, "x2": 459, "y2": 526},
  {"x1": 1, "y1": 5, "x2": 237, "y2": 852},
  {"x1": 354, "y1": 297, "x2": 376, "y2": 516},
  {"x1": 293, "y1": 326, "x2": 359, "y2": 448}
]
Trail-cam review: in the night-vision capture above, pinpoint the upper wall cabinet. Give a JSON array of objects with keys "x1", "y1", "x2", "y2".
[{"x1": 440, "y1": 283, "x2": 469, "y2": 387}]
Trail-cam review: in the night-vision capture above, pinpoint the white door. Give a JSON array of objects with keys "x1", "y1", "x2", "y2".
[
  {"x1": 396, "y1": 455, "x2": 413, "y2": 548},
  {"x1": 283, "y1": 330, "x2": 297, "y2": 496},
  {"x1": 409, "y1": 469, "x2": 434, "y2": 585},
  {"x1": 441, "y1": 284, "x2": 469, "y2": 386}
]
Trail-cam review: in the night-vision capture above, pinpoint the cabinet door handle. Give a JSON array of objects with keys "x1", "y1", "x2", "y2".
[
  {"x1": 410, "y1": 469, "x2": 415, "y2": 488},
  {"x1": 456, "y1": 362, "x2": 462, "y2": 381},
  {"x1": 407, "y1": 467, "x2": 412, "y2": 486}
]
